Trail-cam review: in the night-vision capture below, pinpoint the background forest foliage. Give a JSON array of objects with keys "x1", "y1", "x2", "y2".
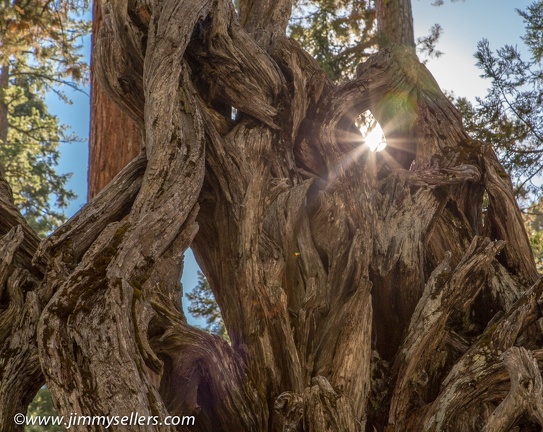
[
  {"x1": 24, "y1": 388, "x2": 64, "y2": 432},
  {"x1": 456, "y1": 1, "x2": 543, "y2": 270},
  {"x1": 0, "y1": 0, "x2": 89, "y2": 236},
  {"x1": 1, "y1": 0, "x2": 542, "y2": 425}
]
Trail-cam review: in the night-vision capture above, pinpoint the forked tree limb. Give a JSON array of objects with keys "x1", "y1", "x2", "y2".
[
  {"x1": 483, "y1": 347, "x2": 543, "y2": 432},
  {"x1": 35, "y1": 152, "x2": 147, "y2": 263}
]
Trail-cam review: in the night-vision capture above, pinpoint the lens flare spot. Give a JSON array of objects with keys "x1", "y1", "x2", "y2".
[{"x1": 361, "y1": 123, "x2": 386, "y2": 152}]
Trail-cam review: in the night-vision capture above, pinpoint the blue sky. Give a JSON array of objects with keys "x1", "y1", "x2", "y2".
[
  {"x1": 412, "y1": 0, "x2": 532, "y2": 101},
  {"x1": 46, "y1": 1, "x2": 533, "y2": 325}
]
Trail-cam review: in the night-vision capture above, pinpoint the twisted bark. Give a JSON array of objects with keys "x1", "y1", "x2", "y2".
[{"x1": 1, "y1": 0, "x2": 542, "y2": 431}]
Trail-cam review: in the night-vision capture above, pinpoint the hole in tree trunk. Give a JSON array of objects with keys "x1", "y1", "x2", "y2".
[
  {"x1": 353, "y1": 110, "x2": 415, "y2": 175},
  {"x1": 356, "y1": 111, "x2": 387, "y2": 153},
  {"x1": 26, "y1": 386, "x2": 62, "y2": 430},
  {"x1": 513, "y1": 416, "x2": 542, "y2": 432},
  {"x1": 230, "y1": 107, "x2": 239, "y2": 121},
  {"x1": 186, "y1": 270, "x2": 229, "y2": 343}
]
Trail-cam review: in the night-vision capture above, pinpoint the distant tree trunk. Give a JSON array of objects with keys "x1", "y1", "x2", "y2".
[
  {"x1": 0, "y1": 64, "x2": 9, "y2": 150},
  {"x1": 1, "y1": 1, "x2": 542, "y2": 431},
  {"x1": 87, "y1": 0, "x2": 141, "y2": 199},
  {"x1": 0, "y1": 64, "x2": 14, "y2": 201},
  {"x1": 375, "y1": 0, "x2": 415, "y2": 48}
]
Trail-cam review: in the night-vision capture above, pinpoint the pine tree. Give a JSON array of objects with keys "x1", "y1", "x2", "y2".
[
  {"x1": 458, "y1": 1, "x2": 543, "y2": 200},
  {"x1": 0, "y1": 0, "x2": 90, "y2": 235},
  {"x1": 289, "y1": 0, "x2": 377, "y2": 80},
  {"x1": 187, "y1": 271, "x2": 228, "y2": 339},
  {"x1": 1, "y1": 70, "x2": 77, "y2": 235}
]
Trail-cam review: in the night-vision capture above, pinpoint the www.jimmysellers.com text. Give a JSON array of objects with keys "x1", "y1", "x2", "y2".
[{"x1": 14, "y1": 412, "x2": 195, "y2": 429}]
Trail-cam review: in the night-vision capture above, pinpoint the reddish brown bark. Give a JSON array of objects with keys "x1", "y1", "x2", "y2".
[{"x1": 88, "y1": 0, "x2": 141, "y2": 199}]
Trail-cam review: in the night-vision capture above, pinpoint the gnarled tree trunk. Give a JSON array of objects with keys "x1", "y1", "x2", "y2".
[{"x1": 1, "y1": 1, "x2": 542, "y2": 431}]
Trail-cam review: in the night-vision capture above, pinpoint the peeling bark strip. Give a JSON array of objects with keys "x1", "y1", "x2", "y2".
[{"x1": 1, "y1": 0, "x2": 543, "y2": 431}]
